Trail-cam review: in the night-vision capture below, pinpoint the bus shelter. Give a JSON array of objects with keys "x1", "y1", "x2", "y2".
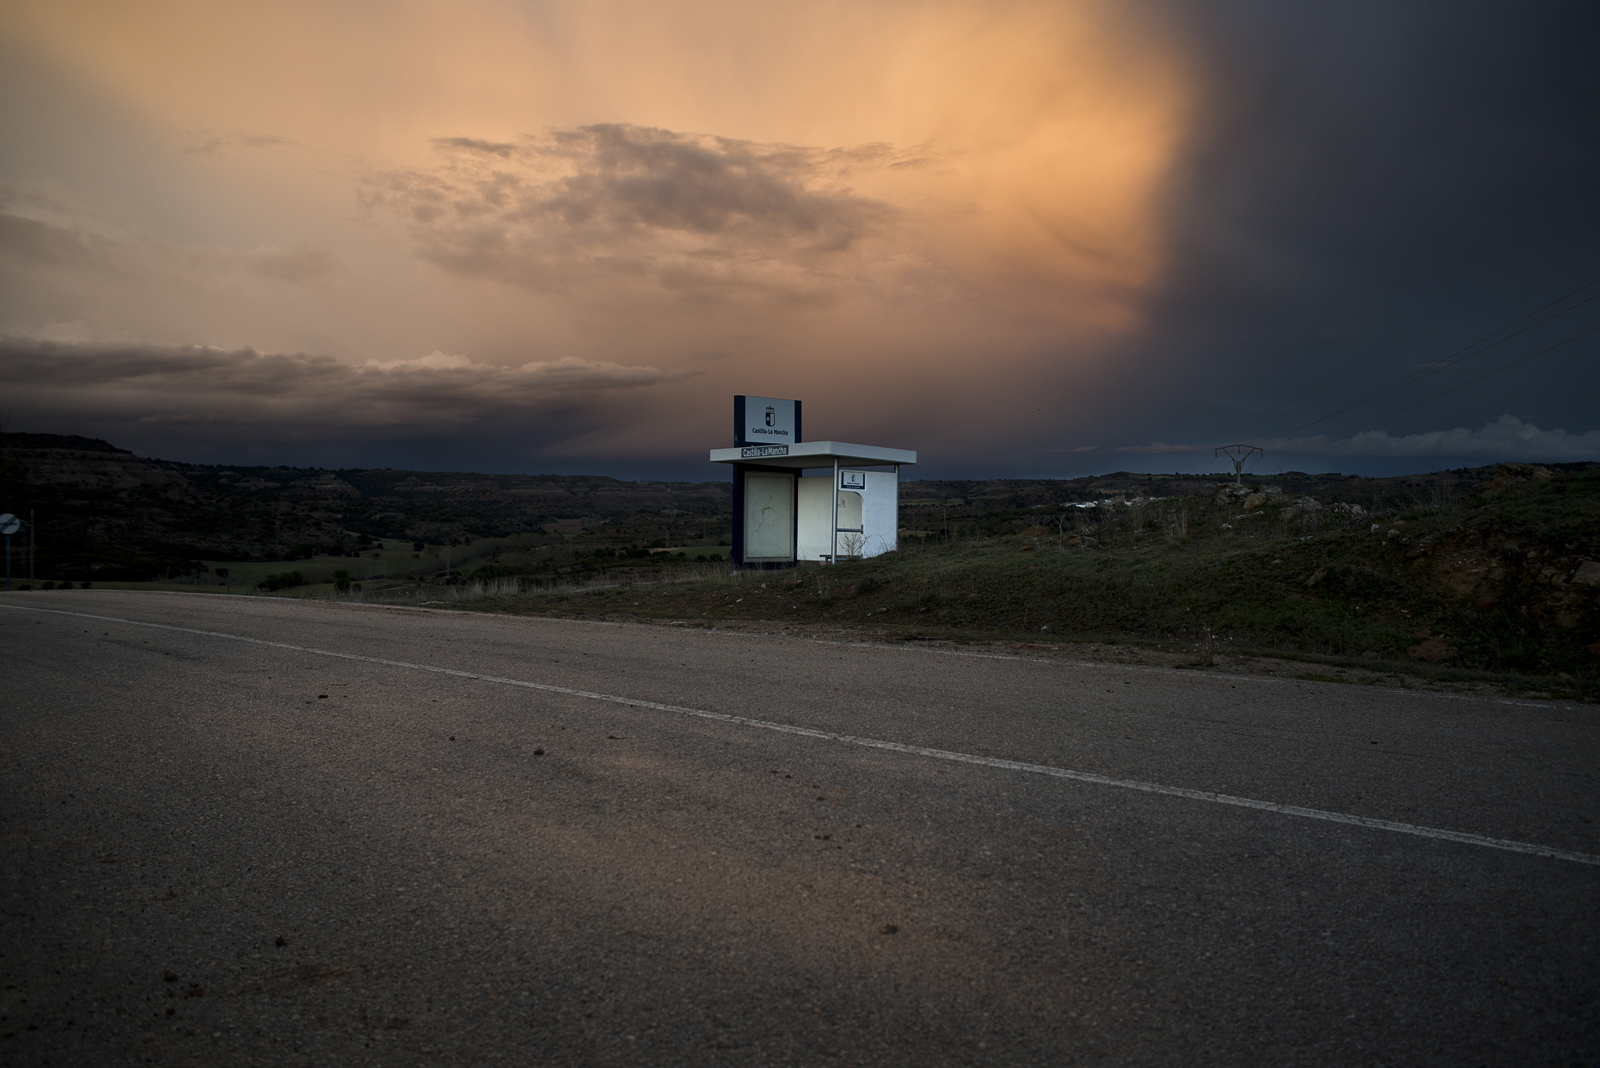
[{"x1": 710, "y1": 439, "x2": 917, "y2": 569}]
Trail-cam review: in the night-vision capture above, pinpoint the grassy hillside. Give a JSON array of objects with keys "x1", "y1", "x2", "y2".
[
  {"x1": 466, "y1": 463, "x2": 1599, "y2": 685},
  {"x1": 6, "y1": 431, "x2": 1595, "y2": 686}
]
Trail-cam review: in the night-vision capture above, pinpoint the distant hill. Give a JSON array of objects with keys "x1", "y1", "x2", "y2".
[
  {"x1": 0, "y1": 433, "x2": 731, "y2": 580},
  {"x1": 2, "y1": 432, "x2": 1592, "y2": 582}
]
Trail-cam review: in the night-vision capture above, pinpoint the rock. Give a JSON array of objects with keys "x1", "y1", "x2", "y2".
[
  {"x1": 1295, "y1": 496, "x2": 1322, "y2": 511},
  {"x1": 1572, "y1": 560, "x2": 1600, "y2": 587},
  {"x1": 1479, "y1": 462, "x2": 1554, "y2": 494},
  {"x1": 1243, "y1": 493, "x2": 1269, "y2": 510}
]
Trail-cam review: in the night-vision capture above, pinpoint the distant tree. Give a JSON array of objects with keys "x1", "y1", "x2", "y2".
[{"x1": 257, "y1": 570, "x2": 308, "y2": 592}]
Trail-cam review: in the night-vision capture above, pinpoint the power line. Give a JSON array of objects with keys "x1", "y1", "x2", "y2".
[{"x1": 1264, "y1": 273, "x2": 1600, "y2": 447}]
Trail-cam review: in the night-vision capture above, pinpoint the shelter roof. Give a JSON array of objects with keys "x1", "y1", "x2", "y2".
[{"x1": 709, "y1": 441, "x2": 916, "y2": 469}]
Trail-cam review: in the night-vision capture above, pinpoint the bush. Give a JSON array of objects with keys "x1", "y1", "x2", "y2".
[
  {"x1": 332, "y1": 569, "x2": 351, "y2": 592},
  {"x1": 258, "y1": 570, "x2": 308, "y2": 592}
]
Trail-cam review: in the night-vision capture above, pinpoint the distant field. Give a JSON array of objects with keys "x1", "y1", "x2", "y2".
[
  {"x1": 195, "y1": 533, "x2": 554, "y2": 588},
  {"x1": 199, "y1": 552, "x2": 425, "y2": 587}
]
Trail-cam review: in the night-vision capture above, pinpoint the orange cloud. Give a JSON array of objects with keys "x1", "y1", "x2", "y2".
[{"x1": 2, "y1": 0, "x2": 1194, "y2": 458}]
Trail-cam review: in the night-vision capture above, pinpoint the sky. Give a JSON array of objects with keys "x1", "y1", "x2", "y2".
[{"x1": 1, "y1": 0, "x2": 1596, "y2": 481}]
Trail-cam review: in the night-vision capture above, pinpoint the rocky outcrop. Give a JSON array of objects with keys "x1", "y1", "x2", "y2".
[
  {"x1": 1399, "y1": 521, "x2": 1597, "y2": 628},
  {"x1": 1478, "y1": 462, "x2": 1553, "y2": 494}
]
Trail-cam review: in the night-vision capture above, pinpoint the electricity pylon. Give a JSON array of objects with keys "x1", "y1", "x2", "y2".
[{"x1": 1215, "y1": 445, "x2": 1264, "y2": 484}]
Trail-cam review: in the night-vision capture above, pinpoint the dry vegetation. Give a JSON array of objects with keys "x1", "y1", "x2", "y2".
[{"x1": 420, "y1": 463, "x2": 1599, "y2": 697}]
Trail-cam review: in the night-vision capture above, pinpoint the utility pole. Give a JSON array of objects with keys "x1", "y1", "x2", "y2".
[
  {"x1": 1215, "y1": 445, "x2": 1264, "y2": 484},
  {"x1": 0, "y1": 513, "x2": 17, "y2": 590},
  {"x1": 29, "y1": 509, "x2": 34, "y2": 586}
]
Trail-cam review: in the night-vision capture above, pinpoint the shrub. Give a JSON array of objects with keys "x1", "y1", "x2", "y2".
[{"x1": 258, "y1": 570, "x2": 308, "y2": 592}]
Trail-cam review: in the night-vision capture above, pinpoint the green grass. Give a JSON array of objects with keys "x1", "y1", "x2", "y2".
[
  {"x1": 198, "y1": 532, "x2": 554, "y2": 587},
  {"x1": 25, "y1": 465, "x2": 1592, "y2": 694},
  {"x1": 477, "y1": 467, "x2": 1599, "y2": 690}
]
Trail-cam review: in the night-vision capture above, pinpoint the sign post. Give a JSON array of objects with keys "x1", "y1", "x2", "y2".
[
  {"x1": 0, "y1": 514, "x2": 19, "y2": 590},
  {"x1": 830, "y1": 458, "x2": 840, "y2": 564}
]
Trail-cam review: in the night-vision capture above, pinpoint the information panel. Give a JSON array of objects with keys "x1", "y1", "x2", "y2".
[{"x1": 734, "y1": 396, "x2": 801, "y2": 446}]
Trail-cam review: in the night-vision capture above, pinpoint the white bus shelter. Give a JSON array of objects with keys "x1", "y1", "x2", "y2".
[{"x1": 710, "y1": 439, "x2": 917, "y2": 568}]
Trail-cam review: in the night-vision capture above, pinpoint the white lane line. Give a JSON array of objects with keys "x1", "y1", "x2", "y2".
[{"x1": 10, "y1": 602, "x2": 1599, "y2": 868}]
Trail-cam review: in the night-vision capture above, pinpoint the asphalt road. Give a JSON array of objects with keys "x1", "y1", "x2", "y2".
[{"x1": 1, "y1": 591, "x2": 1596, "y2": 1067}]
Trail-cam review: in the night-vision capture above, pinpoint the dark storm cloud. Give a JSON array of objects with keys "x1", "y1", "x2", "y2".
[
  {"x1": 1070, "y1": 0, "x2": 1600, "y2": 470},
  {"x1": 0, "y1": 338, "x2": 697, "y2": 436},
  {"x1": 1121, "y1": 415, "x2": 1600, "y2": 461},
  {"x1": 370, "y1": 123, "x2": 899, "y2": 301},
  {"x1": 535, "y1": 124, "x2": 882, "y2": 244}
]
